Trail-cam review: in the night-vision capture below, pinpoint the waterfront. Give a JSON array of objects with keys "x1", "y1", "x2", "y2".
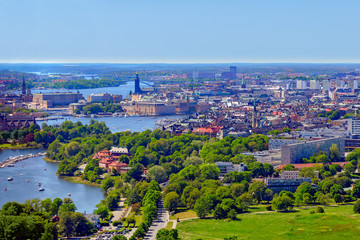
[
  {"x1": 31, "y1": 80, "x2": 143, "y2": 98},
  {"x1": 42, "y1": 115, "x2": 184, "y2": 133},
  {"x1": 0, "y1": 149, "x2": 105, "y2": 213}
]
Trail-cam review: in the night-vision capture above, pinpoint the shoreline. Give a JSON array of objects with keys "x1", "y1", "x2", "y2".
[
  {"x1": 0, "y1": 143, "x2": 43, "y2": 150},
  {"x1": 60, "y1": 176, "x2": 102, "y2": 188}
]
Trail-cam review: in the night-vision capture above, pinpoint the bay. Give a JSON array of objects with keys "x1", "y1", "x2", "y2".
[{"x1": 0, "y1": 149, "x2": 104, "y2": 214}]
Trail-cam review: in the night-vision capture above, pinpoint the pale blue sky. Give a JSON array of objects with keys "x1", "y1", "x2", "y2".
[{"x1": 0, "y1": 0, "x2": 359, "y2": 63}]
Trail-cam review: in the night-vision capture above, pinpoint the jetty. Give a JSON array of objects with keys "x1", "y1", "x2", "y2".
[{"x1": 0, "y1": 152, "x2": 46, "y2": 168}]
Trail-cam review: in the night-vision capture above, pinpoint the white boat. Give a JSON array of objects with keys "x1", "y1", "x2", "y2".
[
  {"x1": 19, "y1": 173, "x2": 23, "y2": 176},
  {"x1": 38, "y1": 188, "x2": 45, "y2": 191},
  {"x1": 7, "y1": 164, "x2": 15, "y2": 167},
  {"x1": 26, "y1": 180, "x2": 30, "y2": 183},
  {"x1": 68, "y1": 193, "x2": 71, "y2": 196},
  {"x1": 7, "y1": 177, "x2": 13, "y2": 181}
]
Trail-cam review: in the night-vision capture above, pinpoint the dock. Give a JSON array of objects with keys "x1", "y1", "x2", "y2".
[{"x1": 0, "y1": 152, "x2": 46, "y2": 168}]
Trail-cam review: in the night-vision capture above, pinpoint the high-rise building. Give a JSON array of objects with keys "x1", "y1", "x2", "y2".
[
  {"x1": 296, "y1": 80, "x2": 306, "y2": 89},
  {"x1": 322, "y1": 80, "x2": 331, "y2": 91},
  {"x1": 349, "y1": 118, "x2": 360, "y2": 135},
  {"x1": 192, "y1": 71, "x2": 199, "y2": 79},
  {"x1": 348, "y1": 79, "x2": 359, "y2": 90},
  {"x1": 336, "y1": 79, "x2": 345, "y2": 88},
  {"x1": 230, "y1": 66, "x2": 236, "y2": 79},
  {"x1": 310, "y1": 80, "x2": 319, "y2": 89}
]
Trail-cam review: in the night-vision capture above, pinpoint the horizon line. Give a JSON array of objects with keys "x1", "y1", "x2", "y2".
[{"x1": 2, "y1": 61, "x2": 360, "y2": 65}]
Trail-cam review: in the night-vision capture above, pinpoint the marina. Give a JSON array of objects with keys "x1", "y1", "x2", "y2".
[{"x1": 0, "y1": 152, "x2": 46, "y2": 168}]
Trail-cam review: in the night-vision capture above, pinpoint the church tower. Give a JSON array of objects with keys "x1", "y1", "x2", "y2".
[
  {"x1": 241, "y1": 74, "x2": 246, "y2": 88},
  {"x1": 134, "y1": 72, "x2": 142, "y2": 94},
  {"x1": 252, "y1": 98, "x2": 257, "y2": 128},
  {"x1": 22, "y1": 77, "x2": 26, "y2": 95}
]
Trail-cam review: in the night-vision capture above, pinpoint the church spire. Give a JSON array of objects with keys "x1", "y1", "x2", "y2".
[
  {"x1": 241, "y1": 73, "x2": 246, "y2": 88},
  {"x1": 22, "y1": 76, "x2": 26, "y2": 95}
]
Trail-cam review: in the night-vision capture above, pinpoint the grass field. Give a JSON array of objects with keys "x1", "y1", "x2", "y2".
[
  {"x1": 165, "y1": 221, "x2": 174, "y2": 230},
  {"x1": 177, "y1": 204, "x2": 360, "y2": 240},
  {"x1": 170, "y1": 209, "x2": 197, "y2": 220},
  {"x1": 0, "y1": 142, "x2": 42, "y2": 149}
]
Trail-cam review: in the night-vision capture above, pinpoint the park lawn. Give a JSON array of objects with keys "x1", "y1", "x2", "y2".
[
  {"x1": 165, "y1": 221, "x2": 174, "y2": 230},
  {"x1": 177, "y1": 204, "x2": 360, "y2": 240},
  {"x1": 247, "y1": 204, "x2": 269, "y2": 213},
  {"x1": 170, "y1": 209, "x2": 197, "y2": 220}
]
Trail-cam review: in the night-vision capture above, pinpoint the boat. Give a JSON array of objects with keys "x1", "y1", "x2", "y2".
[
  {"x1": 38, "y1": 188, "x2": 45, "y2": 191},
  {"x1": 4, "y1": 187, "x2": 7, "y2": 191},
  {"x1": 44, "y1": 168, "x2": 47, "y2": 171},
  {"x1": 7, "y1": 164, "x2": 15, "y2": 167},
  {"x1": 68, "y1": 193, "x2": 71, "y2": 196},
  {"x1": 19, "y1": 173, "x2": 23, "y2": 176},
  {"x1": 26, "y1": 180, "x2": 30, "y2": 183},
  {"x1": 38, "y1": 183, "x2": 41, "y2": 187},
  {"x1": 7, "y1": 177, "x2": 13, "y2": 181}
]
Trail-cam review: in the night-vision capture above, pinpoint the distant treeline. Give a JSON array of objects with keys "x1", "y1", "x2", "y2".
[{"x1": 38, "y1": 79, "x2": 125, "y2": 89}]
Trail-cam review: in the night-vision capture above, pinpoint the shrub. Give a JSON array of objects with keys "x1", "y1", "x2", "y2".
[
  {"x1": 265, "y1": 205, "x2": 272, "y2": 211},
  {"x1": 315, "y1": 206, "x2": 324, "y2": 213},
  {"x1": 113, "y1": 220, "x2": 122, "y2": 226},
  {"x1": 310, "y1": 210, "x2": 315, "y2": 214},
  {"x1": 354, "y1": 200, "x2": 360, "y2": 213}
]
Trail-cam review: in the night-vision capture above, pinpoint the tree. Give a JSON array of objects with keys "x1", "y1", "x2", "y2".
[
  {"x1": 249, "y1": 181, "x2": 266, "y2": 203},
  {"x1": 344, "y1": 162, "x2": 356, "y2": 174},
  {"x1": 194, "y1": 196, "x2": 211, "y2": 219},
  {"x1": 102, "y1": 178, "x2": 115, "y2": 192},
  {"x1": 112, "y1": 235, "x2": 127, "y2": 240},
  {"x1": 200, "y1": 164, "x2": 220, "y2": 180},
  {"x1": 146, "y1": 165, "x2": 168, "y2": 183},
  {"x1": 263, "y1": 163, "x2": 274, "y2": 177},
  {"x1": 272, "y1": 194, "x2": 293, "y2": 211},
  {"x1": 330, "y1": 144, "x2": 341, "y2": 162},
  {"x1": 352, "y1": 180, "x2": 360, "y2": 198},
  {"x1": 164, "y1": 192, "x2": 180, "y2": 212},
  {"x1": 282, "y1": 164, "x2": 295, "y2": 171},
  {"x1": 126, "y1": 163, "x2": 143, "y2": 181},
  {"x1": 354, "y1": 200, "x2": 360, "y2": 214}
]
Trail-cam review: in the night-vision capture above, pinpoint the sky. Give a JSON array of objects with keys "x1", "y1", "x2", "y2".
[{"x1": 0, "y1": 0, "x2": 359, "y2": 63}]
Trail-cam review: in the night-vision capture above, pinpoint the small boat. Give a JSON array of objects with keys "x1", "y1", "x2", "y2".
[
  {"x1": 19, "y1": 173, "x2": 23, "y2": 176},
  {"x1": 4, "y1": 187, "x2": 7, "y2": 191},
  {"x1": 7, "y1": 164, "x2": 15, "y2": 167},
  {"x1": 38, "y1": 183, "x2": 41, "y2": 187},
  {"x1": 68, "y1": 193, "x2": 71, "y2": 196},
  {"x1": 38, "y1": 188, "x2": 45, "y2": 191},
  {"x1": 26, "y1": 180, "x2": 30, "y2": 183},
  {"x1": 7, "y1": 177, "x2": 13, "y2": 181},
  {"x1": 44, "y1": 168, "x2": 47, "y2": 171}
]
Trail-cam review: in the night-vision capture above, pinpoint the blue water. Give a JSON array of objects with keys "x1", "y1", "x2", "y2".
[{"x1": 0, "y1": 149, "x2": 104, "y2": 213}]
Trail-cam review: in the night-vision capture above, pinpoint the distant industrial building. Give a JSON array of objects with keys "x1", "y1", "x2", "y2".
[
  {"x1": 33, "y1": 92, "x2": 83, "y2": 108},
  {"x1": 281, "y1": 137, "x2": 345, "y2": 164}
]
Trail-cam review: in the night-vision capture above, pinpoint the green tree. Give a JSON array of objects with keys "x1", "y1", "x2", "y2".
[
  {"x1": 354, "y1": 200, "x2": 360, "y2": 213},
  {"x1": 146, "y1": 165, "x2": 168, "y2": 183},
  {"x1": 330, "y1": 144, "x2": 341, "y2": 161},
  {"x1": 249, "y1": 181, "x2": 266, "y2": 203},
  {"x1": 164, "y1": 192, "x2": 180, "y2": 212}
]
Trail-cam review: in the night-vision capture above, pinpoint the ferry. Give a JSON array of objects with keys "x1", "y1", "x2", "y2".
[{"x1": 7, "y1": 177, "x2": 13, "y2": 181}]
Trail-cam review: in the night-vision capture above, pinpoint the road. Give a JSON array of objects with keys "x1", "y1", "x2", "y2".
[{"x1": 143, "y1": 200, "x2": 168, "y2": 240}]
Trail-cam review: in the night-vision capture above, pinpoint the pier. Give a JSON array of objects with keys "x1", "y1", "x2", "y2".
[{"x1": 0, "y1": 152, "x2": 46, "y2": 168}]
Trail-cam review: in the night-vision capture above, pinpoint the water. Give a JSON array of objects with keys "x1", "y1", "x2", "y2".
[
  {"x1": 31, "y1": 80, "x2": 144, "y2": 98},
  {"x1": 42, "y1": 115, "x2": 183, "y2": 133},
  {"x1": 0, "y1": 149, "x2": 104, "y2": 213},
  {"x1": 1, "y1": 80, "x2": 185, "y2": 212}
]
